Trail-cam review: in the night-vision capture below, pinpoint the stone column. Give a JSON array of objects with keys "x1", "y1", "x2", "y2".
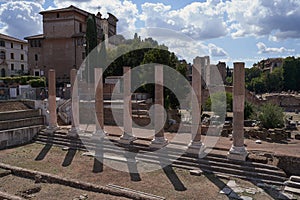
[
  {"x1": 68, "y1": 69, "x2": 80, "y2": 137},
  {"x1": 46, "y1": 69, "x2": 58, "y2": 133},
  {"x1": 227, "y1": 62, "x2": 248, "y2": 161},
  {"x1": 187, "y1": 57, "x2": 205, "y2": 154},
  {"x1": 150, "y1": 65, "x2": 168, "y2": 148},
  {"x1": 120, "y1": 67, "x2": 136, "y2": 144},
  {"x1": 94, "y1": 68, "x2": 105, "y2": 138}
]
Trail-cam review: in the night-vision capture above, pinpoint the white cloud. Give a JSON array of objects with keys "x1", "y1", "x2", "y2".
[
  {"x1": 53, "y1": 0, "x2": 139, "y2": 34},
  {"x1": 208, "y1": 43, "x2": 227, "y2": 57},
  {"x1": 225, "y1": 0, "x2": 300, "y2": 40},
  {"x1": 256, "y1": 42, "x2": 295, "y2": 54},
  {"x1": 0, "y1": 1, "x2": 43, "y2": 39},
  {"x1": 140, "y1": 1, "x2": 228, "y2": 40}
]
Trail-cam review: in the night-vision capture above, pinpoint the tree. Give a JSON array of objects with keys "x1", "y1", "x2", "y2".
[
  {"x1": 265, "y1": 67, "x2": 283, "y2": 92},
  {"x1": 283, "y1": 57, "x2": 300, "y2": 91},
  {"x1": 258, "y1": 103, "x2": 284, "y2": 129},
  {"x1": 204, "y1": 92, "x2": 232, "y2": 116},
  {"x1": 85, "y1": 14, "x2": 98, "y2": 83}
]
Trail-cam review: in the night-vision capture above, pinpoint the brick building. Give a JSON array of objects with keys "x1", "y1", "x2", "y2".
[
  {"x1": 0, "y1": 33, "x2": 28, "y2": 77},
  {"x1": 25, "y1": 5, "x2": 118, "y2": 83}
]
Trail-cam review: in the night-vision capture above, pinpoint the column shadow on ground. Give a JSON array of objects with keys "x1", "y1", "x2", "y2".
[
  {"x1": 35, "y1": 135, "x2": 53, "y2": 161},
  {"x1": 62, "y1": 148, "x2": 77, "y2": 167},
  {"x1": 159, "y1": 148, "x2": 187, "y2": 191},
  {"x1": 93, "y1": 138, "x2": 104, "y2": 173},
  {"x1": 125, "y1": 147, "x2": 141, "y2": 182}
]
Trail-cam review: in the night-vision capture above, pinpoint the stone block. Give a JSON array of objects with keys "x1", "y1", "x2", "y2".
[{"x1": 189, "y1": 169, "x2": 203, "y2": 176}]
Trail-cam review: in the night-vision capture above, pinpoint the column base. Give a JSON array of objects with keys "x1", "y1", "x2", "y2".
[
  {"x1": 149, "y1": 136, "x2": 168, "y2": 149},
  {"x1": 186, "y1": 141, "x2": 206, "y2": 156},
  {"x1": 44, "y1": 126, "x2": 59, "y2": 134},
  {"x1": 227, "y1": 145, "x2": 248, "y2": 161},
  {"x1": 67, "y1": 127, "x2": 81, "y2": 138},
  {"x1": 119, "y1": 132, "x2": 137, "y2": 144},
  {"x1": 91, "y1": 129, "x2": 106, "y2": 140}
]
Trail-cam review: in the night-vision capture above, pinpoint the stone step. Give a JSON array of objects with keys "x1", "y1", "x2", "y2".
[
  {"x1": 132, "y1": 110, "x2": 149, "y2": 115},
  {"x1": 34, "y1": 134, "x2": 287, "y2": 184},
  {"x1": 284, "y1": 186, "x2": 300, "y2": 195},
  {"x1": 290, "y1": 176, "x2": 300, "y2": 182},
  {"x1": 0, "y1": 116, "x2": 44, "y2": 131},
  {"x1": 0, "y1": 109, "x2": 42, "y2": 121},
  {"x1": 35, "y1": 132, "x2": 284, "y2": 173},
  {"x1": 284, "y1": 181, "x2": 300, "y2": 189},
  {"x1": 179, "y1": 156, "x2": 286, "y2": 178}
]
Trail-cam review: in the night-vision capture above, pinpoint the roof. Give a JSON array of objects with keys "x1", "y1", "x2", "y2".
[
  {"x1": 0, "y1": 33, "x2": 27, "y2": 44},
  {"x1": 24, "y1": 34, "x2": 45, "y2": 40},
  {"x1": 39, "y1": 5, "x2": 90, "y2": 17},
  {"x1": 39, "y1": 5, "x2": 118, "y2": 21}
]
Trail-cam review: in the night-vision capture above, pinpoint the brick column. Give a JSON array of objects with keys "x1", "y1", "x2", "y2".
[
  {"x1": 227, "y1": 62, "x2": 248, "y2": 160},
  {"x1": 120, "y1": 67, "x2": 136, "y2": 144},
  {"x1": 150, "y1": 65, "x2": 168, "y2": 148},
  {"x1": 187, "y1": 57, "x2": 205, "y2": 155},
  {"x1": 46, "y1": 69, "x2": 58, "y2": 133},
  {"x1": 94, "y1": 68, "x2": 105, "y2": 137},
  {"x1": 68, "y1": 69, "x2": 80, "y2": 137}
]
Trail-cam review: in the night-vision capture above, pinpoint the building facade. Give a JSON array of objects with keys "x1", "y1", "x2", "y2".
[
  {"x1": 0, "y1": 33, "x2": 28, "y2": 77},
  {"x1": 25, "y1": 5, "x2": 118, "y2": 83}
]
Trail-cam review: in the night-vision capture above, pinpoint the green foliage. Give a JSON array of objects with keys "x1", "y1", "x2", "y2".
[
  {"x1": 265, "y1": 67, "x2": 283, "y2": 92},
  {"x1": 282, "y1": 56, "x2": 300, "y2": 91},
  {"x1": 244, "y1": 101, "x2": 255, "y2": 120},
  {"x1": 0, "y1": 76, "x2": 41, "y2": 85},
  {"x1": 246, "y1": 56, "x2": 300, "y2": 93},
  {"x1": 247, "y1": 76, "x2": 266, "y2": 94},
  {"x1": 85, "y1": 14, "x2": 98, "y2": 83},
  {"x1": 204, "y1": 92, "x2": 232, "y2": 116},
  {"x1": 225, "y1": 76, "x2": 232, "y2": 85},
  {"x1": 258, "y1": 103, "x2": 284, "y2": 129},
  {"x1": 245, "y1": 67, "x2": 262, "y2": 83},
  {"x1": 28, "y1": 78, "x2": 46, "y2": 88},
  {"x1": 104, "y1": 33, "x2": 189, "y2": 109}
]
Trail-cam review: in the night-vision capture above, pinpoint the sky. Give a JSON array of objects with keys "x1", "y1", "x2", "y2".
[{"x1": 0, "y1": 0, "x2": 300, "y2": 67}]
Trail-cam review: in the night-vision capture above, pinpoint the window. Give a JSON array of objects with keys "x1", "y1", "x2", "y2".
[
  {"x1": 30, "y1": 40, "x2": 41, "y2": 47},
  {"x1": 0, "y1": 40, "x2": 5, "y2": 47},
  {"x1": 10, "y1": 53, "x2": 14, "y2": 59},
  {"x1": 57, "y1": 13, "x2": 60, "y2": 18},
  {"x1": 35, "y1": 54, "x2": 38, "y2": 61},
  {"x1": 0, "y1": 51, "x2": 5, "y2": 59},
  {"x1": 21, "y1": 44, "x2": 23, "y2": 50},
  {"x1": 82, "y1": 52, "x2": 86, "y2": 60},
  {"x1": 11, "y1": 64, "x2": 14, "y2": 70},
  {"x1": 79, "y1": 23, "x2": 82, "y2": 32},
  {"x1": 21, "y1": 54, "x2": 24, "y2": 60},
  {"x1": 11, "y1": 43, "x2": 13, "y2": 48},
  {"x1": 21, "y1": 64, "x2": 24, "y2": 71}
]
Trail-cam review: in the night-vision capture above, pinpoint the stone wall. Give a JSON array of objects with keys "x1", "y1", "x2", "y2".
[
  {"x1": 0, "y1": 116, "x2": 44, "y2": 131},
  {"x1": 0, "y1": 125, "x2": 42, "y2": 149},
  {"x1": 0, "y1": 109, "x2": 41, "y2": 121},
  {"x1": 276, "y1": 155, "x2": 300, "y2": 176}
]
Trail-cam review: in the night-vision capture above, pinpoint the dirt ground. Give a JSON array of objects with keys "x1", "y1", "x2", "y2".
[
  {"x1": 0, "y1": 101, "x2": 29, "y2": 112},
  {"x1": 0, "y1": 143, "x2": 291, "y2": 200}
]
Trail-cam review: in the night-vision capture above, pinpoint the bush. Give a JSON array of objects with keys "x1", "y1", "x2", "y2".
[
  {"x1": 28, "y1": 78, "x2": 46, "y2": 88},
  {"x1": 258, "y1": 103, "x2": 284, "y2": 129},
  {"x1": 244, "y1": 101, "x2": 255, "y2": 120}
]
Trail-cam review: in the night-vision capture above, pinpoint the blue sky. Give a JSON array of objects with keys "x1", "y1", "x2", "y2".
[{"x1": 0, "y1": 0, "x2": 299, "y2": 67}]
